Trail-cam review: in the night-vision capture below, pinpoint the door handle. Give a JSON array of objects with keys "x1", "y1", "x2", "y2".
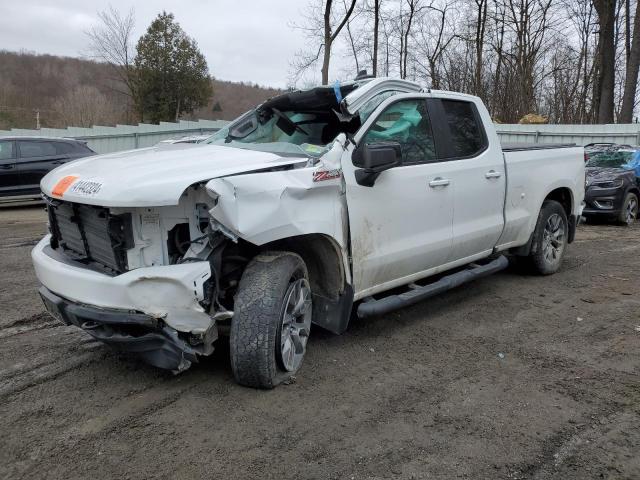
[
  {"x1": 0, "y1": 164, "x2": 13, "y2": 170},
  {"x1": 485, "y1": 170, "x2": 502, "y2": 179},
  {"x1": 429, "y1": 177, "x2": 450, "y2": 188}
]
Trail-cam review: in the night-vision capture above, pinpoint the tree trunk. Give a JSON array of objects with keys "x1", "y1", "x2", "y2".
[
  {"x1": 320, "y1": 0, "x2": 356, "y2": 84},
  {"x1": 593, "y1": 0, "x2": 617, "y2": 123},
  {"x1": 620, "y1": 0, "x2": 640, "y2": 122},
  {"x1": 402, "y1": 1, "x2": 417, "y2": 80},
  {"x1": 321, "y1": 0, "x2": 333, "y2": 85},
  {"x1": 474, "y1": 0, "x2": 487, "y2": 96},
  {"x1": 345, "y1": 12, "x2": 360, "y2": 72},
  {"x1": 373, "y1": 0, "x2": 380, "y2": 76}
]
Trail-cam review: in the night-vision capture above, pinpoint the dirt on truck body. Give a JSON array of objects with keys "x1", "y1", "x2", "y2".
[{"x1": 2, "y1": 205, "x2": 640, "y2": 479}]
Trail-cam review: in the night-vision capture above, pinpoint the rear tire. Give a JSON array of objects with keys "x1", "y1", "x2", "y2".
[
  {"x1": 617, "y1": 192, "x2": 638, "y2": 226},
  {"x1": 526, "y1": 200, "x2": 568, "y2": 275},
  {"x1": 230, "y1": 251, "x2": 312, "y2": 389}
]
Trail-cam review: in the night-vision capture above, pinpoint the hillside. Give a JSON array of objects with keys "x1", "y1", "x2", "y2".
[{"x1": 0, "y1": 50, "x2": 282, "y2": 130}]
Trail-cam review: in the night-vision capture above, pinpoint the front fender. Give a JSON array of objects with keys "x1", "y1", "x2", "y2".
[{"x1": 205, "y1": 167, "x2": 348, "y2": 249}]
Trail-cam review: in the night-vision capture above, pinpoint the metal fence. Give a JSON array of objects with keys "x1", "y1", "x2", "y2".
[
  {"x1": 0, "y1": 119, "x2": 228, "y2": 154},
  {"x1": 2, "y1": 119, "x2": 640, "y2": 153},
  {"x1": 495, "y1": 124, "x2": 640, "y2": 146}
]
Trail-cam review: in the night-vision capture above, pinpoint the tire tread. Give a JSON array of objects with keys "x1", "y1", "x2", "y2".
[{"x1": 230, "y1": 251, "x2": 307, "y2": 389}]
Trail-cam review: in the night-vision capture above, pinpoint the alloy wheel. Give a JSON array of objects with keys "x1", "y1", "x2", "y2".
[
  {"x1": 626, "y1": 196, "x2": 638, "y2": 224},
  {"x1": 278, "y1": 278, "x2": 312, "y2": 372},
  {"x1": 542, "y1": 213, "x2": 565, "y2": 265}
]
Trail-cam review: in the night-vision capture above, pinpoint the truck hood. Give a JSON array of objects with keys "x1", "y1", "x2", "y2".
[{"x1": 41, "y1": 143, "x2": 308, "y2": 207}]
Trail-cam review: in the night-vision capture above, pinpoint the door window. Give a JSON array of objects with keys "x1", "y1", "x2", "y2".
[
  {"x1": 0, "y1": 141, "x2": 15, "y2": 160},
  {"x1": 440, "y1": 100, "x2": 486, "y2": 158},
  {"x1": 358, "y1": 90, "x2": 404, "y2": 123},
  {"x1": 362, "y1": 99, "x2": 436, "y2": 164},
  {"x1": 55, "y1": 142, "x2": 76, "y2": 155},
  {"x1": 18, "y1": 140, "x2": 57, "y2": 158}
]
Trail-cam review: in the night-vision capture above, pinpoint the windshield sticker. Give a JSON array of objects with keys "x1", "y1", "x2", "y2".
[
  {"x1": 313, "y1": 169, "x2": 341, "y2": 182},
  {"x1": 303, "y1": 144, "x2": 325, "y2": 155},
  {"x1": 51, "y1": 175, "x2": 79, "y2": 198},
  {"x1": 69, "y1": 180, "x2": 103, "y2": 197}
]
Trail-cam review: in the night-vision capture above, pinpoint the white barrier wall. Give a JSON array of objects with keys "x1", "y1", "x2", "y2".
[
  {"x1": 495, "y1": 124, "x2": 640, "y2": 146},
  {"x1": 0, "y1": 119, "x2": 228, "y2": 154},
  {"x1": 2, "y1": 120, "x2": 639, "y2": 153}
]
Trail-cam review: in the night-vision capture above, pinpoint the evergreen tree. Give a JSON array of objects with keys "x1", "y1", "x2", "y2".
[{"x1": 134, "y1": 12, "x2": 213, "y2": 122}]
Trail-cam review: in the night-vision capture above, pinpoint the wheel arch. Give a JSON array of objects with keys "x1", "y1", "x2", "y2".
[
  {"x1": 627, "y1": 185, "x2": 640, "y2": 199},
  {"x1": 261, "y1": 233, "x2": 354, "y2": 334},
  {"x1": 511, "y1": 186, "x2": 575, "y2": 256},
  {"x1": 543, "y1": 186, "x2": 573, "y2": 218}
]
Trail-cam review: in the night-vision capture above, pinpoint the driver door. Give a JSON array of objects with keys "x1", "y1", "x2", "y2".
[{"x1": 342, "y1": 96, "x2": 455, "y2": 297}]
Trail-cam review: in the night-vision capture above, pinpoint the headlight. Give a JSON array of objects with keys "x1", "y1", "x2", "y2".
[{"x1": 591, "y1": 179, "x2": 624, "y2": 189}]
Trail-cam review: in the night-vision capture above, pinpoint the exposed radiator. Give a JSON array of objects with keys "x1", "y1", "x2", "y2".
[{"x1": 46, "y1": 198, "x2": 134, "y2": 274}]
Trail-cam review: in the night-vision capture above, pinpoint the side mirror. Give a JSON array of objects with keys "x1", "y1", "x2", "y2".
[{"x1": 352, "y1": 142, "x2": 402, "y2": 187}]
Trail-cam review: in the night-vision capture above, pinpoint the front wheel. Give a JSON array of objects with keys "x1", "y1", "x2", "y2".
[
  {"x1": 526, "y1": 200, "x2": 568, "y2": 275},
  {"x1": 618, "y1": 192, "x2": 638, "y2": 226},
  {"x1": 230, "y1": 252, "x2": 312, "y2": 389}
]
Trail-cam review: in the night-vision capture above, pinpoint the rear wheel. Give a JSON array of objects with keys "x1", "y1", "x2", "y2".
[
  {"x1": 526, "y1": 200, "x2": 568, "y2": 275},
  {"x1": 230, "y1": 252, "x2": 312, "y2": 389},
  {"x1": 618, "y1": 192, "x2": 638, "y2": 226}
]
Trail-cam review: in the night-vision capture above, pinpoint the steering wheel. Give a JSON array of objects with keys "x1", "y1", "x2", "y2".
[{"x1": 272, "y1": 108, "x2": 309, "y2": 136}]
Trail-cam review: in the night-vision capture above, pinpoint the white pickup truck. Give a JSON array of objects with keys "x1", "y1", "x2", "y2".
[{"x1": 32, "y1": 78, "x2": 585, "y2": 388}]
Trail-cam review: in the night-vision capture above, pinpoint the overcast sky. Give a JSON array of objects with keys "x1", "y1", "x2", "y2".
[{"x1": 0, "y1": 0, "x2": 328, "y2": 88}]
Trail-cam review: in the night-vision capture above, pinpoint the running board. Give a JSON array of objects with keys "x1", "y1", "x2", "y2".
[{"x1": 356, "y1": 255, "x2": 509, "y2": 318}]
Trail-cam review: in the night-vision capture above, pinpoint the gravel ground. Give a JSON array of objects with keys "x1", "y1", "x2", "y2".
[{"x1": 0, "y1": 204, "x2": 638, "y2": 480}]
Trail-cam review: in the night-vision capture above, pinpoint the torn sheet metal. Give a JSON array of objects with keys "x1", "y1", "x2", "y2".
[
  {"x1": 341, "y1": 77, "x2": 422, "y2": 115},
  {"x1": 205, "y1": 149, "x2": 348, "y2": 249}
]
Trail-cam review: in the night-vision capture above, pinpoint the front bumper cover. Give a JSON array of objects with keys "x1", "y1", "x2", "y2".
[
  {"x1": 583, "y1": 186, "x2": 625, "y2": 217},
  {"x1": 39, "y1": 286, "x2": 199, "y2": 371},
  {"x1": 31, "y1": 235, "x2": 213, "y2": 335}
]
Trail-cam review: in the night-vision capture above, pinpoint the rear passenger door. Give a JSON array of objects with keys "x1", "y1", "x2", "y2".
[
  {"x1": 17, "y1": 140, "x2": 66, "y2": 194},
  {"x1": 0, "y1": 140, "x2": 21, "y2": 196},
  {"x1": 428, "y1": 98, "x2": 506, "y2": 261}
]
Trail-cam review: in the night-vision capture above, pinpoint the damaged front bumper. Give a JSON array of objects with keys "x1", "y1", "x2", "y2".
[
  {"x1": 39, "y1": 287, "x2": 199, "y2": 371},
  {"x1": 32, "y1": 235, "x2": 216, "y2": 371}
]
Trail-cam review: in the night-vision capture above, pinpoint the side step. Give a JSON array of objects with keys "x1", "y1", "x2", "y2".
[{"x1": 357, "y1": 255, "x2": 509, "y2": 318}]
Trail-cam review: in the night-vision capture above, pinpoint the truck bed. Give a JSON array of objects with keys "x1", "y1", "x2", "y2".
[{"x1": 497, "y1": 144, "x2": 585, "y2": 251}]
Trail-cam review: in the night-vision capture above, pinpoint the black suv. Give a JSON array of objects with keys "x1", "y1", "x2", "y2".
[
  {"x1": 583, "y1": 144, "x2": 640, "y2": 225},
  {"x1": 0, "y1": 137, "x2": 95, "y2": 199}
]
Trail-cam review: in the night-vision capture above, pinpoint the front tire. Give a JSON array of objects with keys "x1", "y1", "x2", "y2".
[
  {"x1": 618, "y1": 192, "x2": 638, "y2": 226},
  {"x1": 230, "y1": 252, "x2": 312, "y2": 389},
  {"x1": 527, "y1": 200, "x2": 568, "y2": 275}
]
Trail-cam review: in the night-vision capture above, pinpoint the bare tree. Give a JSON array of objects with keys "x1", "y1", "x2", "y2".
[
  {"x1": 85, "y1": 7, "x2": 138, "y2": 113},
  {"x1": 322, "y1": 0, "x2": 358, "y2": 82},
  {"x1": 289, "y1": 0, "x2": 638, "y2": 123},
  {"x1": 291, "y1": 0, "x2": 358, "y2": 84},
  {"x1": 414, "y1": 1, "x2": 456, "y2": 88},
  {"x1": 53, "y1": 85, "x2": 119, "y2": 127},
  {"x1": 343, "y1": 0, "x2": 363, "y2": 71},
  {"x1": 620, "y1": 0, "x2": 640, "y2": 122},
  {"x1": 472, "y1": 0, "x2": 489, "y2": 95},
  {"x1": 593, "y1": 0, "x2": 617, "y2": 123},
  {"x1": 373, "y1": 0, "x2": 382, "y2": 75}
]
